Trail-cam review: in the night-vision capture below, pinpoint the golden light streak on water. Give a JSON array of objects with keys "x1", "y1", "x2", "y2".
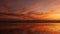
[{"x1": 29, "y1": 23, "x2": 60, "y2": 31}]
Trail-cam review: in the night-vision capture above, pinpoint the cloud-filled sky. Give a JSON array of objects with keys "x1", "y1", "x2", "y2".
[
  {"x1": 0, "y1": 0, "x2": 60, "y2": 20},
  {"x1": 1, "y1": 0, "x2": 60, "y2": 12}
]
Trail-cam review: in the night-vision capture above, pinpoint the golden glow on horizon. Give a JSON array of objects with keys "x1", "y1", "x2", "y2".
[
  {"x1": 44, "y1": 14, "x2": 60, "y2": 20},
  {"x1": 31, "y1": 13, "x2": 60, "y2": 20}
]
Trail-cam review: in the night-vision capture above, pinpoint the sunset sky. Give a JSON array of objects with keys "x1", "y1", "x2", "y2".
[
  {"x1": 1, "y1": 0, "x2": 60, "y2": 34},
  {"x1": 0, "y1": 0, "x2": 60, "y2": 20}
]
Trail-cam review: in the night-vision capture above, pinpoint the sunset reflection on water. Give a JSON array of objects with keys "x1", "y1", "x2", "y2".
[{"x1": 0, "y1": 23, "x2": 60, "y2": 34}]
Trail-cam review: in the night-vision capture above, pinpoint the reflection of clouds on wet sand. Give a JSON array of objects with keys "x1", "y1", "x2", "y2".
[
  {"x1": 17, "y1": 23, "x2": 60, "y2": 34},
  {"x1": 1, "y1": 23, "x2": 60, "y2": 34}
]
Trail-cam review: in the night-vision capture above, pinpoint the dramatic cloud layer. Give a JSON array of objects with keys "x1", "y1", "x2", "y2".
[{"x1": 0, "y1": 0, "x2": 60, "y2": 20}]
